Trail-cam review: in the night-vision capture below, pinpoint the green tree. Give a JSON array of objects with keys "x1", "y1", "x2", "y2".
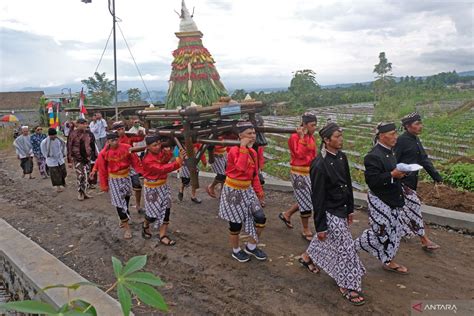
[
  {"x1": 127, "y1": 88, "x2": 142, "y2": 104},
  {"x1": 373, "y1": 52, "x2": 395, "y2": 101},
  {"x1": 81, "y1": 72, "x2": 115, "y2": 106},
  {"x1": 231, "y1": 89, "x2": 247, "y2": 100},
  {"x1": 289, "y1": 69, "x2": 320, "y2": 95}
]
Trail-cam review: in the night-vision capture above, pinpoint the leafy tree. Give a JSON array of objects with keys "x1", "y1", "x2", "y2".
[
  {"x1": 373, "y1": 52, "x2": 395, "y2": 101},
  {"x1": 231, "y1": 89, "x2": 247, "y2": 100},
  {"x1": 127, "y1": 88, "x2": 142, "y2": 104},
  {"x1": 289, "y1": 69, "x2": 320, "y2": 96},
  {"x1": 81, "y1": 72, "x2": 115, "y2": 106}
]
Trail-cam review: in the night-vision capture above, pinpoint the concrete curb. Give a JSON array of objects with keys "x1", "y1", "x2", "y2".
[
  {"x1": 197, "y1": 172, "x2": 474, "y2": 233},
  {"x1": 0, "y1": 219, "x2": 129, "y2": 315}
]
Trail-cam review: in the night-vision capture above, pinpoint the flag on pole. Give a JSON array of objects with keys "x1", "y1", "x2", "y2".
[{"x1": 79, "y1": 88, "x2": 87, "y2": 119}]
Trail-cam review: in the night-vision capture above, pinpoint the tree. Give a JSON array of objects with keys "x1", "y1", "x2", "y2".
[
  {"x1": 373, "y1": 52, "x2": 395, "y2": 101},
  {"x1": 289, "y1": 69, "x2": 320, "y2": 96},
  {"x1": 231, "y1": 89, "x2": 247, "y2": 100},
  {"x1": 127, "y1": 88, "x2": 142, "y2": 104},
  {"x1": 81, "y1": 72, "x2": 115, "y2": 106}
]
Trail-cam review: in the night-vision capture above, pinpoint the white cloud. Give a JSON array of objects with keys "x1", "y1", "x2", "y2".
[{"x1": 1, "y1": 0, "x2": 473, "y2": 91}]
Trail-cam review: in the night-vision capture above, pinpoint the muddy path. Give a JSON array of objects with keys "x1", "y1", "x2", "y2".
[{"x1": 0, "y1": 149, "x2": 473, "y2": 315}]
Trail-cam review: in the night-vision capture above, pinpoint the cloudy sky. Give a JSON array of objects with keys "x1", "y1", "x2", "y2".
[{"x1": 1, "y1": 0, "x2": 473, "y2": 92}]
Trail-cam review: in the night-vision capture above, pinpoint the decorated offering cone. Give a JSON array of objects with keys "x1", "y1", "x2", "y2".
[{"x1": 165, "y1": 0, "x2": 228, "y2": 109}]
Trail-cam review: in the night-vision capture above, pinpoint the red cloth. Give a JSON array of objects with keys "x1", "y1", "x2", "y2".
[
  {"x1": 95, "y1": 143, "x2": 143, "y2": 190},
  {"x1": 288, "y1": 133, "x2": 317, "y2": 167},
  {"x1": 141, "y1": 149, "x2": 181, "y2": 180},
  {"x1": 118, "y1": 134, "x2": 144, "y2": 146},
  {"x1": 257, "y1": 146, "x2": 265, "y2": 170},
  {"x1": 225, "y1": 146, "x2": 263, "y2": 197}
]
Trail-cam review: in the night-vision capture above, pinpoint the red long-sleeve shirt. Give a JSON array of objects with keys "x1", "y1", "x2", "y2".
[
  {"x1": 141, "y1": 149, "x2": 182, "y2": 180},
  {"x1": 225, "y1": 146, "x2": 263, "y2": 197},
  {"x1": 288, "y1": 133, "x2": 317, "y2": 167},
  {"x1": 95, "y1": 143, "x2": 143, "y2": 190}
]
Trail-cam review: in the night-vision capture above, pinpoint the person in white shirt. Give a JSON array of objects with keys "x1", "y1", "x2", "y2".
[
  {"x1": 41, "y1": 128, "x2": 67, "y2": 192},
  {"x1": 13, "y1": 126, "x2": 34, "y2": 179},
  {"x1": 89, "y1": 112, "x2": 107, "y2": 151},
  {"x1": 127, "y1": 119, "x2": 146, "y2": 148}
]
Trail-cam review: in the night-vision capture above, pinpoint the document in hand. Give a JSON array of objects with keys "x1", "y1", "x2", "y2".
[{"x1": 396, "y1": 163, "x2": 423, "y2": 172}]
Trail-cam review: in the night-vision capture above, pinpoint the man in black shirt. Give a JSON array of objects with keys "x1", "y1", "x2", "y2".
[
  {"x1": 395, "y1": 112, "x2": 440, "y2": 251},
  {"x1": 299, "y1": 123, "x2": 366, "y2": 306},
  {"x1": 355, "y1": 122, "x2": 410, "y2": 275}
]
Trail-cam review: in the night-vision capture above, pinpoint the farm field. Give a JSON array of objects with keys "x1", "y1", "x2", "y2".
[{"x1": 261, "y1": 101, "x2": 474, "y2": 210}]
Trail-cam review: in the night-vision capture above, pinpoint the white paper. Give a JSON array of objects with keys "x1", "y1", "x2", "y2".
[{"x1": 396, "y1": 163, "x2": 423, "y2": 172}]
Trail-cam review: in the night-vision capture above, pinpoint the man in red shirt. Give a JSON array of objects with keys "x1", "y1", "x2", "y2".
[
  {"x1": 113, "y1": 121, "x2": 145, "y2": 214},
  {"x1": 218, "y1": 121, "x2": 267, "y2": 263},
  {"x1": 141, "y1": 135, "x2": 186, "y2": 246},
  {"x1": 93, "y1": 132, "x2": 143, "y2": 239},
  {"x1": 279, "y1": 112, "x2": 318, "y2": 241}
]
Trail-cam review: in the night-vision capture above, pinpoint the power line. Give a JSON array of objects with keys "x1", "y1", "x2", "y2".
[
  {"x1": 116, "y1": 22, "x2": 152, "y2": 103},
  {"x1": 95, "y1": 27, "x2": 114, "y2": 74}
]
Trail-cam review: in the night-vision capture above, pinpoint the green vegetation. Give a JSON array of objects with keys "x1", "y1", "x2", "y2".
[
  {"x1": 0, "y1": 255, "x2": 167, "y2": 316},
  {"x1": 81, "y1": 72, "x2": 116, "y2": 106},
  {"x1": 439, "y1": 163, "x2": 474, "y2": 191},
  {"x1": 127, "y1": 88, "x2": 142, "y2": 104}
]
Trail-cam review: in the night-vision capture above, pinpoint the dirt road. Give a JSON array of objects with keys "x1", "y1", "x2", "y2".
[{"x1": 0, "y1": 149, "x2": 473, "y2": 315}]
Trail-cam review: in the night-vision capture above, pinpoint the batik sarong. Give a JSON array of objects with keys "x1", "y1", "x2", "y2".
[
  {"x1": 144, "y1": 179, "x2": 171, "y2": 228},
  {"x1": 290, "y1": 173, "x2": 313, "y2": 214},
  {"x1": 211, "y1": 154, "x2": 227, "y2": 177},
  {"x1": 355, "y1": 191, "x2": 404, "y2": 264},
  {"x1": 307, "y1": 212, "x2": 366, "y2": 292},
  {"x1": 218, "y1": 180, "x2": 263, "y2": 242},
  {"x1": 400, "y1": 186, "x2": 424, "y2": 238},
  {"x1": 74, "y1": 161, "x2": 90, "y2": 193}
]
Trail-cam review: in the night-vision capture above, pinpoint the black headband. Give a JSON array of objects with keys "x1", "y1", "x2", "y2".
[
  {"x1": 401, "y1": 112, "x2": 421, "y2": 126},
  {"x1": 106, "y1": 132, "x2": 119, "y2": 140},
  {"x1": 319, "y1": 123, "x2": 342, "y2": 139},
  {"x1": 145, "y1": 135, "x2": 163, "y2": 145},
  {"x1": 236, "y1": 121, "x2": 254, "y2": 133},
  {"x1": 112, "y1": 121, "x2": 125, "y2": 130},
  {"x1": 376, "y1": 122, "x2": 396, "y2": 134}
]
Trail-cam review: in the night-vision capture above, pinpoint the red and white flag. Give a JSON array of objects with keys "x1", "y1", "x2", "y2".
[{"x1": 79, "y1": 88, "x2": 87, "y2": 119}]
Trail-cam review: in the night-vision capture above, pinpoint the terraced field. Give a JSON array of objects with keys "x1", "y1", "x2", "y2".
[{"x1": 262, "y1": 102, "x2": 474, "y2": 191}]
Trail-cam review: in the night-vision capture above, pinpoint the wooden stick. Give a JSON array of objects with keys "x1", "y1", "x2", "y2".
[{"x1": 255, "y1": 126, "x2": 296, "y2": 133}]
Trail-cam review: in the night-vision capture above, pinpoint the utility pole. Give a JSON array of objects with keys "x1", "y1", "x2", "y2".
[{"x1": 82, "y1": 0, "x2": 119, "y2": 120}]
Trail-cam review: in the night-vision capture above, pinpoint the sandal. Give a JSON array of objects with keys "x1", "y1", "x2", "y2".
[
  {"x1": 341, "y1": 289, "x2": 365, "y2": 306},
  {"x1": 160, "y1": 235, "x2": 176, "y2": 246},
  {"x1": 383, "y1": 263, "x2": 409, "y2": 275},
  {"x1": 422, "y1": 241, "x2": 440, "y2": 252},
  {"x1": 278, "y1": 212, "x2": 293, "y2": 229},
  {"x1": 206, "y1": 185, "x2": 217, "y2": 198},
  {"x1": 298, "y1": 257, "x2": 320, "y2": 274},
  {"x1": 191, "y1": 197, "x2": 202, "y2": 204},
  {"x1": 301, "y1": 233, "x2": 313, "y2": 242},
  {"x1": 142, "y1": 222, "x2": 152, "y2": 240}
]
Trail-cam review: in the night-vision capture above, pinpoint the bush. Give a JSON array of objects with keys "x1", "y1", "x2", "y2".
[{"x1": 440, "y1": 163, "x2": 474, "y2": 191}]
